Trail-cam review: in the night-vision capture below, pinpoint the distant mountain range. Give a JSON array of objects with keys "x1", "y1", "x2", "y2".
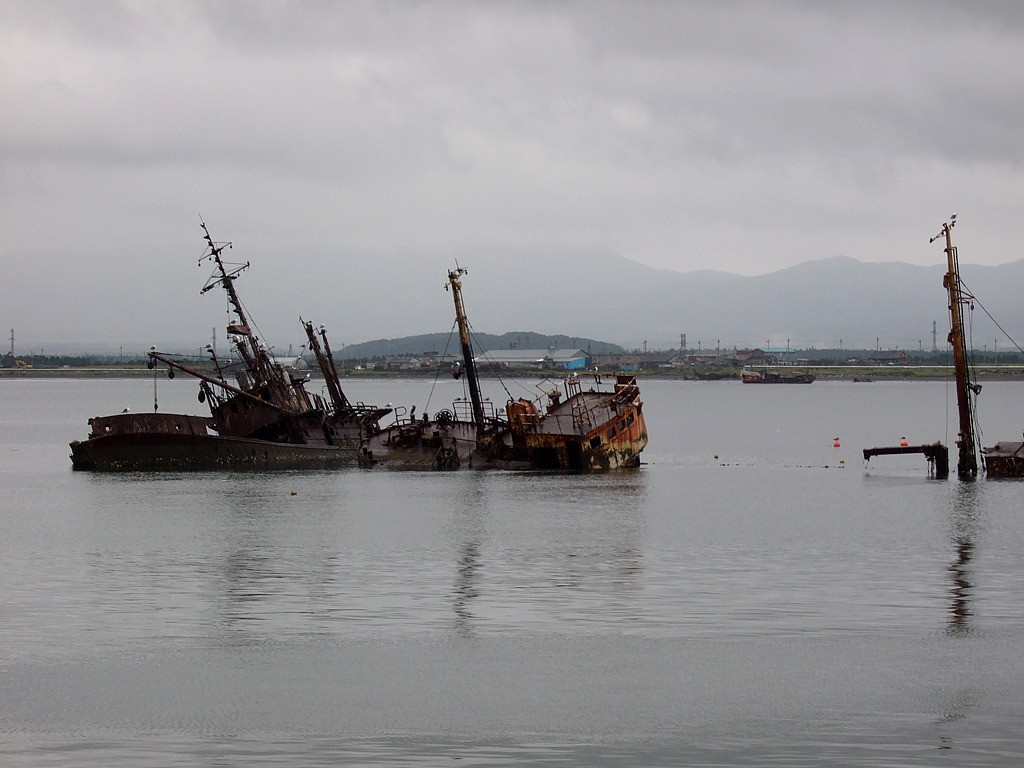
[
  {"x1": 14, "y1": 249, "x2": 1024, "y2": 355},
  {"x1": 327, "y1": 251, "x2": 1024, "y2": 353}
]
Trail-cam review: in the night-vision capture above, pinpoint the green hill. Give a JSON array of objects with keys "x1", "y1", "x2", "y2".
[{"x1": 340, "y1": 331, "x2": 624, "y2": 360}]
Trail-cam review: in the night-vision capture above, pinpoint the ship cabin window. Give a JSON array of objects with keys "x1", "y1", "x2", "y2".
[
  {"x1": 590, "y1": 436, "x2": 602, "y2": 449},
  {"x1": 626, "y1": 413, "x2": 634, "y2": 426},
  {"x1": 608, "y1": 426, "x2": 617, "y2": 438},
  {"x1": 619, "y1": 419, "x2": 626, "y2": 430}
]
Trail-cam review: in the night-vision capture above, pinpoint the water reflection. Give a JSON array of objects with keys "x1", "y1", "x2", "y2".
[
  {"x1": 204, "y1": 473, "x2": 347, "y2": 642},
  {"x1": 453, "y1": 539, "x2": 481, "y2": 637},
  {"x1": 932, "y1": 483, "x2": 985, "y2": 754},
  {"x1": 946, "y1": 483, "x2": 982, "y2": 637},
  {"x1": 947, "y1": 537, "x2": 973, "y2": 635},
  {"x1": 216, "y1": 484, "x2": 285, "y2": 637},
  {"x1": 449, "y1": 474, "x2": 488, "y2": 638},
  {"x1": 493, "y1": 472, "x2": 648, "y2": 630},
  {"x1": 443, "y1": 470, "x2": 650, "y2": 636}
]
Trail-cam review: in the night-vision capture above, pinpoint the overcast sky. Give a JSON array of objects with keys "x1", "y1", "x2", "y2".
[{"x1": 3, "y1": 1, "x2": 1023, "y2": 348}]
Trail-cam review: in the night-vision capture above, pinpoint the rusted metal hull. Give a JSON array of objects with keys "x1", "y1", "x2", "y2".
[
  {"x1": 70, "y1": 432, "x2": 356, "y2": 471},
  {"x1": 358, "y1": 419, "x2": 525, "y2": 470},
  {"x1": 984, "y1": 442, "x2": 1024, "y2": 479},
  {"x1": 69, "y1": 412, "x2": 360, "y2": 471},
  {"x1": 360, "y1": 377, "x2": 648, "y2": 472},
  {"x1": 509, "y1": 383, "x2": 647, "y2": 470},
  {"x1": 515, "y1": 428, "x2": 644, "y2": 469}
]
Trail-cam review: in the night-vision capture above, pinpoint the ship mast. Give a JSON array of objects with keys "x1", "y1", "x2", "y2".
[
  {"x1": 198, "y1": 220, "x2": 279, "y2": 392},
  {"x1": 447, "y1": 267, "x2": 485, "y2": 431},
  {"x1": 932, "y1": 215, "x2": 978, "y2": 478},
  {"x1": 302, "y1": 319, "x2": 351, "y2": 414}
]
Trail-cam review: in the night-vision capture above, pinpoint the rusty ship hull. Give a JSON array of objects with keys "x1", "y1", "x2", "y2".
[
  {"x1": 507, "y1": 375, "x2": 647, "y2": 470},
  {"x1": 358, "y1": 417, "x2": 525, "y2": 471},
  {"x1": 70, "y1": 412, "x2": 362, "y2": 471}
]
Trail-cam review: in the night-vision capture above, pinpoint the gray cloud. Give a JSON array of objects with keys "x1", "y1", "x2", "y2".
[{"x1": 2, "y1": 0, "x2": 1022, "y2": 349}]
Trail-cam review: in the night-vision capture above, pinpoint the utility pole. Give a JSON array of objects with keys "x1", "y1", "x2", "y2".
[{"x1": 8, "y1": 329, "x2": 13, "y2": 357}]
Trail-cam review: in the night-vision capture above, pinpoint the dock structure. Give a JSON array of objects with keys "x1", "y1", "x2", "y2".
[{"x1": 863, "y1": 442, "x2": 949, "y2": 479}]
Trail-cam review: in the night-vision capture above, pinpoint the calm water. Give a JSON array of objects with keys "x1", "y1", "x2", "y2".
[{"x1": 2, "y1": 375, "x2": 1023, "y2": 766}]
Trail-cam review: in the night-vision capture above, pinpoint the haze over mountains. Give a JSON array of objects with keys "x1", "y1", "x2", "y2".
[{"x1": 13, "y1": 249, "x2": 1024, "y2": 356}]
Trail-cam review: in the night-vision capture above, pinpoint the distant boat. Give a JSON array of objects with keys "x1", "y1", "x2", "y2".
[{"x1": 740, "y1": 367, "x2": 815, "y2": 384}]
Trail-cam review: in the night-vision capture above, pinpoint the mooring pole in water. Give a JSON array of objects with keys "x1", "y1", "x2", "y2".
[{"x1": 932, "y1": 215, "x2": 978, "y2": 479}]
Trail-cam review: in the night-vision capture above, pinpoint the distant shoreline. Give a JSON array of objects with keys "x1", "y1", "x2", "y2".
[{"x1": 3, "y1": 365, "x2": 1024, "y2": 382}]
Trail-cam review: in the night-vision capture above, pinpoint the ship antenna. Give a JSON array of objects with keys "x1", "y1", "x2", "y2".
[
  {"x1": 198, "y1": 217, "x2": 248, "y2": 327},
  {"x1": 195, "y1": 217, "x2": 275, "y2": 390}
]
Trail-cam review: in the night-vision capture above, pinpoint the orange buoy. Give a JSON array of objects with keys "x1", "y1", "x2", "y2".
[
  {"x1": 833, "y1": 438, "x2": 841, "y2": 448},
  {"x1": 900, "y1": 436, "x2": 909, "y2": 447}
]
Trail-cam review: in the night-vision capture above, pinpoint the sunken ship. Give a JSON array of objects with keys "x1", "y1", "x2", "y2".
[
  {"x1": 69, "y1": 222, "x2": 390, "y2": 471},
  {"x1": 878, "y1": 215, "x2": 1024, "y2": 480},
  {"x1": 358, "y1": 267, "x2": 648, "y2": 471}
]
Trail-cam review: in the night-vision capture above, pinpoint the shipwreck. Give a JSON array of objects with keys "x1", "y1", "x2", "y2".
[
  {"x1": 358, "y1": 267, "x2": 648, "y2": 470},
  {"x1": 69, "y1": 222, "x2": 390, "y2": 471},
  {"x1": 863, "y1": 215, "x2": 1024, "y2": 479}
]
